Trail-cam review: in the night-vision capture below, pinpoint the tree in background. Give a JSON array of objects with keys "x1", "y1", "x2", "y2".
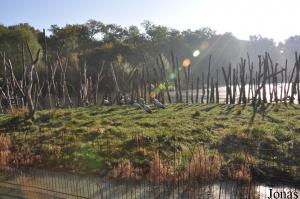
[{"x1": 0, "y1": 23, "x2": 41, "y2": 78}]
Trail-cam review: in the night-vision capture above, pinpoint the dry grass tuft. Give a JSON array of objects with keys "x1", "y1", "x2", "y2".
[
  {"x1": 108, "y1": 159, "x2": 143, "y2": 181},
  {"x1": 133, "y1": 133, "x2": 152, "y2": 146},
  {"x1": 135, "y1": 147, "x2": 147, "y2": 156},
  {"x1": 228, "y1": 152, "x2": 253, "y2": 183},
  {"x1": 11, "y1": 145, "x2": 41, "y2": 168},
  {"x1": 0, "y1": 136, "x2": 11, "y2": 170},
  {"x1": 93, "y1": 124, "x2": 106, "y2": 134},
  {"x1": 185, "y1": 149, "x2": 222, "y2": 182},
  {"x1": 228, "y1": 163, "x2": 252, "y2": 183},
  {"x1": 8, "y1": 107, "x2": 28, "y2": 117},
  {"x1": 149, "y1": 151, "x2": 167, "y2": 184}
]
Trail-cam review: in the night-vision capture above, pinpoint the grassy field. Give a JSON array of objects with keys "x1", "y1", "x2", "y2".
[{"x1": 0, "y1": 103, "x2": 300, "y2": 182}]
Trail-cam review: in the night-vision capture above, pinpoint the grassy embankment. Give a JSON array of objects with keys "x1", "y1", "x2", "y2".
[{"x1": 0, "y1": 103, "x2": 299, "y2": 182}]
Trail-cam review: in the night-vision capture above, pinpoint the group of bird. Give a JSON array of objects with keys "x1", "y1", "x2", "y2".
[{"x1": 103, "y1": 95, "x2": 165, "y2": 113}]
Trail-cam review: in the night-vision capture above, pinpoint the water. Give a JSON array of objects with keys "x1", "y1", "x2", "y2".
[
  {"x1": 169, "y1": 83, "x2": 299, "y2": 104},
  {"x1": 0, "y1": 169, "x2": 299, "y2": 198}
]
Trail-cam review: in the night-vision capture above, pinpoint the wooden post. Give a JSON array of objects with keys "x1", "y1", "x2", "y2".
[
  {"x1": 196, "y1": 76, "x2": 199, "y2": 103},
  {"x1": 176, "y1": 57, "x2": 183, "y2": 102},
  {"x1": 201, "y1": 72, "x2": 205, "y2": 103},
  {"x1": 232, "y1": 67, "x2": 236, "y2": 104},
  {"x1": 159, "y1": 54, "x2": 172, "y2": 103},
  {"x1": 216, "y1": 70, "x2": 219, "y2": 103},
  {"x1": 191, "y1": 77, "x2": 194, "y2": 103},
  {"x1": 171, "y1": 51, "x2": 178, "y2": 103},
  {"x1": 284, "y1": 60, "x2": 288, "y2": 102},
  {"x1": 262, "y1": 52, "x2": 268, "y2": 103},
  {"x1": 206, "y1": 55, "x2": 211, "y2": 103},
  {"x1": 183, "y1": 64, "x2": 189, "y2": 103},
  {"x1": 210, "y1": 77, "x2": 214, "y2": 103}
]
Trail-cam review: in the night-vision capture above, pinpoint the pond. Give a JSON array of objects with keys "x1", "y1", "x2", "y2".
[
  {"x1": 0, "y1": 169, "x2": 299, "y2": 199},
  {"x1": 169, "y1": 83, "x2": 299, "y2": 104}
]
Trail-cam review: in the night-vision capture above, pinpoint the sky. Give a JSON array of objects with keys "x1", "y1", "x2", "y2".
[{"x1": 1, "y1": 0, "x2": 299, "y2": 43}]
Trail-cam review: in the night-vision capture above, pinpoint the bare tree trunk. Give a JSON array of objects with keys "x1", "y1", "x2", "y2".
[
  {"x1": 287, "y1": 62, "x2": 296, "y2": 103},
  {"x1": 2, "y1": 52, "x2": 12, "y2": 110},
  {"x1": 111, "y1": 63, "x2": 120, "y2": 104},
  {"x1": 222, "y1": 64, "x2": 232, "y2": 104},
  {"x1": 171, "y1": 51, "x2": 178, "y2": 103},
  {"x1": 142, "y1": 64, "x2": 147, "y2": 102},
  {"x1": 216, "y1": 70, "x2": 219, "y2": 103},
  {"x1": 239, "y1": 58, "x2": 247, "y2": 104},
  {"x1": 176, "y1": 57, "x2": 182, "y2": 102},
  {"x1": 201, "y1": 72, "x2": 205, "y2": 103},
  {"x1": 191, "y1": 77, "x2": 194, "y2": 103},
  {"x1": 95, "y1": 61, "x2": 104, "y2": 105},
  {"x1": 159, "y1": 54, "x2": 172, "y2": 103},
  {"x1": 206, "y1": 55, "x2": 211, "y2": 103},
  {"x1": 210, "y1": 77, "x2": 214, "y2": 103},
  {"x1": 291, "y1": 52, "x2": 300, "y2": 104},
  {"x1": 0, "y1": 87, "x2": 9, "y2": 113},
  {"x1": 42, "y1": 29, "x2": 53, "y2": 109},
  {"x1": 183, "y1": 66, "x2": 189, "y2": 103},
  {"x1": 25, "y1": 49, "x2": 41, "y2": 119},
  {"x1": 232, "y1": 67, "x2": 237, "y2": 104},
  {"x1": 262, "y1": 53, "x2": 269, "y2": 103},
  {"x1": 283, "y1": 60, "x2": 288, "y2": 102},
  {"x1": 196, "y1": 76, "x2": 199, "y2": 103},
  {"x1": 80, "y1": 61, "x2": 89, "y2": 106}
]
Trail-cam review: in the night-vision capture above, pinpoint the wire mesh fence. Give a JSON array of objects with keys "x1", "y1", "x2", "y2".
[
  {"x1": 0, "y1": 167, "x2": 299, "y2": 199},
  {"x1": 1, "y1": 141, "x2": 299, "y2": 199}
]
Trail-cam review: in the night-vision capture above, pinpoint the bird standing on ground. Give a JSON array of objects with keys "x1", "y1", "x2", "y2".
[
  {"x1": 103, "y1": 98, "x2": 110, "y2": 105},
  {"x1": 153, "y1": 98, "x2": 166, "y2": 109},
  {"x1": 124, "y1": 95, "x2": 131, "y2": 104},
  {"x1": 120, "y1": 96, "x2": 125, "y2": 104},
  {"x1": 138, "y1": 98, "x2": 152, "y2": 113},
  {"x1": 131, "y1": 100, "x2": 142, "y2": 109}
]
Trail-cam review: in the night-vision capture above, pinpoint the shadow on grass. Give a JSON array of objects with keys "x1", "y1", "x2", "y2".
[
  {"x1": 201, "y1": 104, "x2": 219, "y2": 112},
  {"x1": 250, "y1": 103, "x2": 271, "y2": 124},
  {"x1": 289, "y1": 103, "x2": 300, "y2": 110},
  {"x1": 0, "y1": 116, "x2": 26, "y2": 133},
  {"x1": 224, "y1": 104, "x2": 237, "y2": 115}
]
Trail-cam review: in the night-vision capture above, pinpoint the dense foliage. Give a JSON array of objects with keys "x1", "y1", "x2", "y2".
[{"x1": 1, "y1": 20, "x2": 300, "y2": 86}]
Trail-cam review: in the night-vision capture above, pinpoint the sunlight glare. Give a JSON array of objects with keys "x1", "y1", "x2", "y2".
[
  {"x1": 149, "y1": 91, "x2": 156, "y2": 98},
  {"x1": 193, "y1": 50, "x2": 200, "y2": 57},
  {"x1": 182, "y1": 58, "x2": 191, "y2": 67},
  {"x1": 158, "y1": 83, "x2": 166, "y2": 90},
  {"x1": 169, "y1": 73, "x2": 176, "y2": 80},
  {"x1": 200, "y1": 41, "x2": 209, "y2": 50}
]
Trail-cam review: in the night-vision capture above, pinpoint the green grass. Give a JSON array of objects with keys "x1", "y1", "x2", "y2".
[{"x1": 1, "y1": 103, "x2": 300, "y2": 181}]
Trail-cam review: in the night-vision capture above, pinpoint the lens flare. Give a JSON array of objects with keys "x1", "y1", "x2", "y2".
[
  {"x1": 200, "y1": 41, "x2": 209, "y2": 50},
  {"x1": 193, "y1": 50, "x2": 200, "y2": 57},
  {"x1": 169, "y1": 73, "x2": 176, "y2": 80},
  {"x1": 182, "y1": 58, "x2": 191, "y2": 67},
  {"x1": 149, "y1": 91, "x2": 156, "y2": 98},
  {"x1": 158, "y1": 83, "x2": 166, "y2": 90}
]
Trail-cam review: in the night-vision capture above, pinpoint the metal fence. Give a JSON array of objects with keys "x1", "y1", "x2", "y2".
[{"x1": 1, "y1": 157, "x2": 299, "y2": 199}]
